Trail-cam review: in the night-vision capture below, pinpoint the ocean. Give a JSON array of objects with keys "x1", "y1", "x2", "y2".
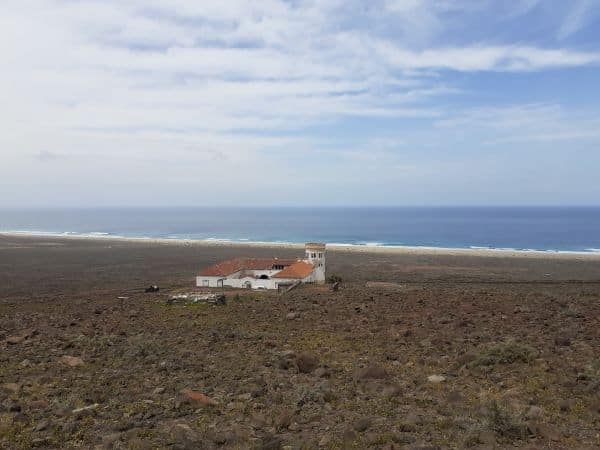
[{"x1": 1, "y1": 207, "x2": 599, "y2": 253}]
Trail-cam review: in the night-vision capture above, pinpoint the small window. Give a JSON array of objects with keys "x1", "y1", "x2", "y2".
[
  {"x1": 318, "y1": 253, "x2": 323, "y2": 258},
  {"x1": 202, "y1": 280, "x2": 209, "y2": 286}
]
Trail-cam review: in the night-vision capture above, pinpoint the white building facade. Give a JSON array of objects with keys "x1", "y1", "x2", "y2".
[{"x1": 196, "y1": 243, "x2": 326, "y2": 290}]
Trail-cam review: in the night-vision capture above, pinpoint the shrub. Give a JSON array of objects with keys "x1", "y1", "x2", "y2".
[
  {"x1": 470, "y1": 342, "x2": 537, "y2": 367},
  {"x1": 486, "y1": 401, "x2": 528, "y2": 442},
  {"x1": 583, "y1": 360, "x2": 600, "y2": 392},
  {"x1": 326, "y1": 274, "x2": 343, "y2": 284}
]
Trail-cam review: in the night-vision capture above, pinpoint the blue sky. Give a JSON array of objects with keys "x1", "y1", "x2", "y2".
[{"x1": 2, "y1": 0, "x2": 600, "y2": 206}]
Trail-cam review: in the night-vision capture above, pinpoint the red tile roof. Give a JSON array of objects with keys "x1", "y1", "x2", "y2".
[
  {"x1": 199, "y1": 258, "x2": 298, "y2": 277},
  {"x1": 272, "y1": 261, "x2": 314, "y2": 279}
]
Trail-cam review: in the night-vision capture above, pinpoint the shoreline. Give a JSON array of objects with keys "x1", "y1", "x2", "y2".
[{"x1": 3, "y1": 231, "x2": 600, "y2": 260}]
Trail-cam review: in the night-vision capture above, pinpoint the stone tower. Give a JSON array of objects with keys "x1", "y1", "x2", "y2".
[{"x1": 305, "y1": 243, "x2": 326, "y2": 283}]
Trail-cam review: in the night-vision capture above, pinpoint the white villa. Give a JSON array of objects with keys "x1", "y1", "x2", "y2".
[{"x1": 196, "y1": 243, "x2": 326, "y2": 290}]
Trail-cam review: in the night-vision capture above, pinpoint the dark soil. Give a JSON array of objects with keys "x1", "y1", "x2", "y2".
[{"x1": 1, "y1": 235, "x2": 599, "y2": 449}]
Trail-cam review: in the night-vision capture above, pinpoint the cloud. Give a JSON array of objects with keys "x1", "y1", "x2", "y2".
[
  {"x1": 374, "y1": 44, "x2": 600, "y2": 72},
  {"x1": 435, "y1": 103, "x2": 600, "y2": 145},
  {"x1": 1, "y1": 0, "x2": 600, "y2": 206},
  {"x1": 558, "y1": 0, "x2": 599, "y2": 40},
  {"x1": 502, "y1": 0, "x2": 542, "y2": 19}
]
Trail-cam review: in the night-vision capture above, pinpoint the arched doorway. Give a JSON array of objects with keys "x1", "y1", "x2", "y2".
[{"x1": 243, "y1": 281, "x2": 252, "y2": 289}]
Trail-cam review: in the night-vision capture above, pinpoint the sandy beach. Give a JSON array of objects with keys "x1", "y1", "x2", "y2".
[{"x1": 3, "y1": 231, "x2": 600, "y2": 261}]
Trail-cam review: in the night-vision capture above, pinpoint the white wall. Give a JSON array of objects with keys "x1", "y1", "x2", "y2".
[
  {"x1": 305, "y1": 248, "x2": 326, "y2": 283},
  {"x1": 196, "y1": 274, "x2": 315, "y2": 290}
]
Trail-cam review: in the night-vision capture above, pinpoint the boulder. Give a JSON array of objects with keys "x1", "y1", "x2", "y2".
[
  {"x1": 179, "y1": 389, "x2": 219, "y2": 407},
  {"x1": 1, "y1": 383, "x2": 20, "y2": 394},
  {"x1": 427, "y1": 375, "x2": 446, "y2": 383},
  {"x1": 72, "y1": 403, "x2": 99, "y2": 418},
  {"x1": 296, "y1": 353, "x2": 319, "y2": 374},
  {"x1": 171, "y1": 423, "x2": 212, "y2": 450},
  {"x1": 525, "y1": 405, "x2": 544, "y2": 420},
  {"x1": 353, "y1": 417, "x2": 372, "y2": 432},
  {"x1": 5, "y1": 328, "x2": 37, "y2": 345},
  {"x1": 28, "y1": 399, "x2": 50, "y2": 410},
  {"x1": 276, "y1": 409, "x2": 294, "y2": 430},
  {"x1": 59, "y1": 355, "x2": 85, "y2": 367},
  {"x1": 358, "y1": 364, "x2": 389, "y2": 380}
]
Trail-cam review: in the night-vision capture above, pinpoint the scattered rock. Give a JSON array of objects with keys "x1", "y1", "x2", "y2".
[
  {"x1": 31, "y1": 437, "x2": 49, "y2": 448},
  {"x1": 296, "y1": 380, "x2": 334, "y2": 405},
  {"x1": 34, "y1": 419, "x2": 50, "y2": 432},
  {"x1": 446, "y1": 390, "x2": 464, "y2": 403},
  {"x1": 296, "y1": 353, "x2": 319, "y2": 374},
  {"x1": 171, "y1": 423, "x2": 210, "y2": 449},
  {"x1": 29, "y1": 399, "x2": 50, "y2": 410},
  {"x1": 276, "y1": 409, "x2": 294, "y2": 430},
  {"x1": 278, "y1": 351, "x2": 296, "y2": 370},
  {"x1": 478, "y1": 430, "x2": 496, "y2": 446},
  {"x1": 285, "y1": 312, "x2": 298, "y2": 320},
  {"x1": 179, "y1": 389, "x2": 219, "y2": 407},
  {"x1": 559, "y1": 399, "x2": 574, "y2": 412},
  {"x1": 210, "y1": 431, "x2": 230, "y2": 446},
  {"x1": 6, "y1": 335, "x2": 26, "y2": 345},
  {"x1": 101, "y1": 433, "x2": 122, "y2": 447},
  {"x1": 427, "y1": 375, "x2": 446, "y2": 383},
  {"x1": 318, "y1": 435, "x2": 331, "y2": 447},
  {"x1": 525, "y1": 405, "x2": 544, "y2": 420},
  {"x1": 5, "y1": 328, "x2": 37, "y2": 344},
  {"x1": 72, "y1": 403, "x2": 99, "y2": 418},
  {"x1": 456, "y1": 352, "x2": 476, "y2": 366},
  {"x1": 237, "y1": 392, "x2": 252, "y2": 401},
  {"x1": 358, "y1": 364, "x2": 389, "y2": 380},
  {"x1": 314, "y1": 367, "x2": 330, "y2": 378},
  {"x1": 535, "y1": 423, "x2": 561, "y2": 441},
  {"x1": 261, "y1": 436, "x2": 282, "y2": 450},
  {"x1": 8, "y1": 402, "x2": 22, "y2": 412},
  {"x1": 353, "y1": 417, "x2": 372, "y2": 432},
  {"x1": 54, "y1": 407, "x2": 70, "y2": 417},
  {"x1": 59, "y1": 355, "x2": 85, "y2": 367},
  {"x1": 1, "y1": 383, "x2": 20, "y2": 393},
  {"x1": 115, "y1": 418, "x2": 137, "y2": 432},
  {"x1": 382, "y1": 383, "x2": 402, "y2": 397}
]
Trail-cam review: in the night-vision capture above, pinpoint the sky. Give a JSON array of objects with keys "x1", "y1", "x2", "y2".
[{"x1": 2, "y1": 0, "x2": 600, "y2": 207}]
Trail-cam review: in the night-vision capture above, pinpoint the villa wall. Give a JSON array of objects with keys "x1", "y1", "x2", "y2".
[{"x1": 196, "y1": 274, "x2": 313, "y2": 290}]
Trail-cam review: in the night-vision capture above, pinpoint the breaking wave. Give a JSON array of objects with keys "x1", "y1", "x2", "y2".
[{"x1": 2, "y1": 230, "x2": 600, "y2": 255}]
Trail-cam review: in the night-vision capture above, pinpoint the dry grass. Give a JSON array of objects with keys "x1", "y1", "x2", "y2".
[{"x1": 470, "y1": 342, "x2": 537, "y2": 367}]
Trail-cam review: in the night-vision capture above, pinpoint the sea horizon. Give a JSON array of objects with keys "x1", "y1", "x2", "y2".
[{"x1": 1, "y1": 206, "x2": 599, "y2": 254}]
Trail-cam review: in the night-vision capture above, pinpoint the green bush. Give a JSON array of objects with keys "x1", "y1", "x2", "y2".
[
  {"x1": 326, "y1": 274, "x2": 343, "y2": 284},
  {"x1": 470, "y1": 342, "x2": 537, "y2": 367},
  {"x1": 583, "y1": 360, "x2": 600, "y2": 392},
  {"x1": 486, "y1": 401, "x2": 528, "y2": 442}
]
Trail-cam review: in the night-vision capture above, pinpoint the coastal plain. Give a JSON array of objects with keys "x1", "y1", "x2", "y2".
[{"x1": 1, "y1": 234, "x2": 599, "y2": 449}]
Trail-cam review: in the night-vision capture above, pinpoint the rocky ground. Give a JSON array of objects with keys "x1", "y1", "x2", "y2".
[{"x1": 0, "y1": 236, "x2": 599, "y2": 449}]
